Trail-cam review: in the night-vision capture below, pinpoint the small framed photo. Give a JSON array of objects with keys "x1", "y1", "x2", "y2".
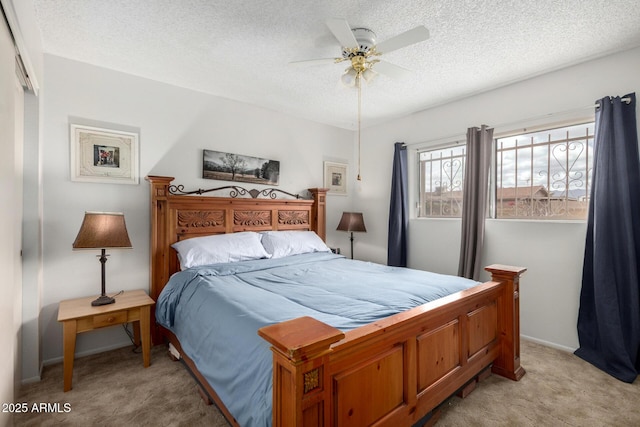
[
  {"x1": 70, "y1": 124, "x2": 139, "y2": 185},
  {"x1": 324, "y1": 161, "x2": 348, "y2": 195}
]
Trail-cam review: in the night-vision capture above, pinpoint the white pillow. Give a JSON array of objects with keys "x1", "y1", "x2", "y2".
[
  {"x1": 172, "y1": 231, "x2": 270, "y2": 269},
  {"x1": 260, "y1": 231, "x2": 331, "y2": 259}
]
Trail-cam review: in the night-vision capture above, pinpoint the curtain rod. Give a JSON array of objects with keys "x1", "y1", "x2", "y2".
[
  {"x1": 595, "y1": 96, "x2": 631, "y2": 107},
  {"x1": 407, "y1": 134, "x2": 466, "y2": 150},
  {"x1": 408, "y1": 105, "x2": 592, "y2": 150},
  {"x1": 409, "y1": 96, "x2": 632, "y2": 150}
]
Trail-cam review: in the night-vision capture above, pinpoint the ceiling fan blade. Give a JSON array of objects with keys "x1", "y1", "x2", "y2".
[
  {"x1": 372, "y1": 60, "x2": 412, "y2": 79},
  {"x1": 375, "y1": 26, "x2": 430, "y2": 54},
  {"x1": 326, "y1": 18, "x2": 359, "y2": 49},
  {"x1": 289, "y1": 58, "x2": 339, "y2": 67}
]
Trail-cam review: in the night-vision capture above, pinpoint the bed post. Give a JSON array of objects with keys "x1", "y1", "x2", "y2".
[
  {"x1": 258, "y1": 316, "x2": 344, "y2": 427},
  {"x1": 146, "y1": 175, "x2": 174, "y2": 345},
  {"x1": 485, "y1": 264, "x2": 527, "y2": 381},
  {"x1": 308, "y1": 188, "x2": 328, "y2": 241}
]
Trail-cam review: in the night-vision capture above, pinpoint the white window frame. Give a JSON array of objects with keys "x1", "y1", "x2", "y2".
[{"x1": 416, "y1": 117, "x2": 595, "y2": 221}]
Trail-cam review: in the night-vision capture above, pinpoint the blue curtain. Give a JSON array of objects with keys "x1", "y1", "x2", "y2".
[
  {"x1": 388, "y1": 142, "x2": 408, "y2": 267},
  {"x1": 575, "y1": 93, "x2": 640, "y2": 383}
]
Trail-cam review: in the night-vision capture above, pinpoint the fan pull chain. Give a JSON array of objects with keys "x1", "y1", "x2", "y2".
[{"x1": 357, "y1": 76, "x2": 362, "y2": 181}]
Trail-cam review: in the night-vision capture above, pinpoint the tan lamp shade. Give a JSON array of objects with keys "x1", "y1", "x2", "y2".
[
  {"x1": 336, "y1": 212, "x2": 367, "y2": 233},
  {"x1": 72, "y1": 211, "x2": 132, "y2": 249}
]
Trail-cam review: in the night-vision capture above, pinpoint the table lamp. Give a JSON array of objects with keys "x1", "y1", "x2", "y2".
[
  {"x1": 336, "y1": 212, "x2": 367, "y2": 259},
  {"x1": 72, "y1": 211, "x2": 132, "y2": 306}
]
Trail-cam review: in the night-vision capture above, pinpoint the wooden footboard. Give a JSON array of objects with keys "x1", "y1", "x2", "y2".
[{"x1": 259, "y1": 265, "x2": 526, "y2": 427}]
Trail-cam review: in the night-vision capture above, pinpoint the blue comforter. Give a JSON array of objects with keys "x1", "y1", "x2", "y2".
[{"x1": 155, "y1": 252, "x2": 477, "y2": 426}]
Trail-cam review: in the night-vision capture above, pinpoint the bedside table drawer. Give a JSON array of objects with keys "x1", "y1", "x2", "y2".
[{"x1": 93, "y1": 311, "x2": 128, "y2": 328}]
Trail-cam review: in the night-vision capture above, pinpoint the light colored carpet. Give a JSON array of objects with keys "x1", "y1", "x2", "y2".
[
  {"x1": 14, "y1": 340, "x2": 640, "y2": 426},
  {"x1": 438, "y1": 340, "x2": 640, "y2": 426},
  {"x1": 15, "y1": 345, "x2": 229, "y2": 426}
]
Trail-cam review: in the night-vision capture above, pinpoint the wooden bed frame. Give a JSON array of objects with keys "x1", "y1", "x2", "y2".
[{"x1": 147, "y1": 175, "x2": 526, "y2": 427}]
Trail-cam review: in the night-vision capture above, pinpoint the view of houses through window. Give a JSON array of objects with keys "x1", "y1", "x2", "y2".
[
  {"x1": 419, "y1": 122, "x2": 595, "y2": 220},
  {"x1": 419, "y1": 144, "x2": 466, "y2": 217}
]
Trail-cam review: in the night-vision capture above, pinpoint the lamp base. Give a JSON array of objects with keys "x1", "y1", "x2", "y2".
[{"x1": 91, "y1": 295, "x2": 115, "y2": 306}]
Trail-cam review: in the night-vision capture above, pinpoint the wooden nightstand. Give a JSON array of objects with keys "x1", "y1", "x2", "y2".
[{"x1": 57, "y1": 289, "x2": 155, "y2": 391}]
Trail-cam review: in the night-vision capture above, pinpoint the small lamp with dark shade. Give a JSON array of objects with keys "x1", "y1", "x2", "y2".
[
  {"x1": 72, "y1": 212, "x2": 132, "y2": 306},
  {"x1": 336, "y1": 212, "x2": 366, "y2": 259}
]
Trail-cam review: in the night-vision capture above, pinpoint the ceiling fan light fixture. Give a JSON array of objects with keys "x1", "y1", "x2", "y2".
[
  {"x1": 341, "y1": 68, "x2": 358, "y2": 87},
  {"x1": 362, "y1": 68, "x2": 377, "y2": 83}
]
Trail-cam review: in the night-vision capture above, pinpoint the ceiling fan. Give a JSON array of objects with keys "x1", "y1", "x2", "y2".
[
  {"x1": 291, "y1": 19, "x2": 429, "y2": 181},
  {"x1": 291, "y1": 18, "x2": 431, "y2": 85}
]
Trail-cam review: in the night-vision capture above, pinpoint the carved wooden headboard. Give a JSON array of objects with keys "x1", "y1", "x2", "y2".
[{"x1": 146, "y1": 175, "x2": 327, "y2": 342}]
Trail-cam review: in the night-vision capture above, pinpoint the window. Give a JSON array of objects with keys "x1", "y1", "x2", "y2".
[
  {"x1": 495, "y1": 123, "x2": 594, "y2": 219},
  {"x1": 418, "y1": 145, "x2": 466, "y2": 217},
  {"x1": 418, "y1": 121, "x2": 595, "y2": 220}
]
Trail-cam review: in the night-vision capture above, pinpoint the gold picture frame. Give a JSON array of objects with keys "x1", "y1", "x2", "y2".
[
  {"x1": 70, "y1": 124, "x2": 139, "y2": 185},
  {"x1": 323, "y1": 161, "x2": 348, "y2": 195}
]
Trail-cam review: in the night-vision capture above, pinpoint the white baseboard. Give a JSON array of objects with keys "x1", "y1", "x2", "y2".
[
  {"x1": 41, "y1": 340, "x2": 134, "y2": 367},
  {"x1": 521, "y1": 334, "x2": 576, "y2": 353},
  {"x1": 21, "y1": 362, "x2": 44, "y2": 385}
]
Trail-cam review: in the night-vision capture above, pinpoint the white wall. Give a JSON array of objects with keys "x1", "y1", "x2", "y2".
[
  {"x1": 354, "y1": 47, "x2": 640, "y2": 351},
  {"x1": 21, "y1": 91, "x2": 42, "y2": 384},
  {"x1": 37, "y1": 55, "x2": 355, "y2": 363},
  {"x1": 0, "y1": 12, "x2": 24, "y2": 426}
]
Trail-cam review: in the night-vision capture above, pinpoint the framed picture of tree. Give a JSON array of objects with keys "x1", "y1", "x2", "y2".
[{"x1": 202, "y1": 150, "x2": 280, "y2": 185}]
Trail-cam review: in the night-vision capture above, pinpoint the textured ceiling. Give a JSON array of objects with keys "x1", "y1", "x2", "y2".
[{"x1": 33, "y1": 0, "x2": 640, "y2": 130}]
